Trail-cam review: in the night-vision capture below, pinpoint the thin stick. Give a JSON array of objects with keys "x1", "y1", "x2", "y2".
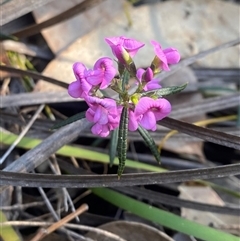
[
  {"x1": 49, "y1": 158, "x2": 68, "y2": 212},
  {"x1": 30, "y1": 204, "x2": 89, "y2": 241},
  {"x1": 0, "y1": 104, "x2": 45, "y2": 165},
  {"x1": 36, "y1": 182, "x2": 85, "y2": 240},
  {"x1": 49, "y1": 157, "x2": 79, "y2": 221},
  {"x1": 0, "y1": 65, "x2": 68, "y2": 88},
  {"x1": 0, "y1": 77, "x2": 10, "y2": 95},
  {"x1": 37, "y1": 185, "x2": 59, "y2": 221},
  {"x1": 2, "y1": 221, "x2": 126, "y2": 241},
  {"x1": 2, "y1": 119, "x2": 92, "y2": 173},
  {"x1": 0, "y1": 201, "x2": 45, "y2": 211}
]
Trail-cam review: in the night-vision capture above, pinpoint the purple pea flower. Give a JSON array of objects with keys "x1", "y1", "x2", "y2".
[
  {"x1": 68, "y1": 62, "x2": 92, "y2": 99},
  {"x1": 86, "y1": 57, "x2": 117, "y2": 89},
  {"x1": 136, "y1": 67, "x2": 161, "y2": 91},
  {"x1": 105, "y1": 36, "x2": 145, "y2": 64},
  {"x1": 151, "y1": 40, "x2": 180, "y2": 71},
  {"x1": 85, "y1": 96, "x2": 121, "y2": 137},
  {"x1": 134, "y1": 97, "x2": 171, "y2": 131}
]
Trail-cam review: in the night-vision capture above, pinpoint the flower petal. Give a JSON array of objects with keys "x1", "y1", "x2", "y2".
[
  {"x1": 105, "y1": 36, "x2": 144, "y2": 60},
  {"x1": 92, "y1": 123, "x2": 110, "y2": 137},
  {"x1": 81, "y1": 80, "x2": 92, "y2": 96},
  {"x1": 163, "y1": 48, "x2": 180, "y2": 64},
  {"x1": 93, "y1": 57, "x2": 117, "y2": 89},
  {"x1": 136, "y1": 68, "x2": 145, "y2": 81},
  {"x1": 93, "y1": 57, "x2": 113, "y2": 69},
  {"x1": 128, "y1": 109, "x2": 138, "y2": 131},
  {"x1": 134, "y1": 97, "x2": 155, "y2": 117},
  {"x1": 86, "y1": 69, "x2": 103, "y2": 86},
  {"x1": 85, "y1": 108, "x2": 95, "y2": 122},
  {"x1": 105, "y1": 36, "x2": 124, "y2": 46},
  {"x1": 91, "y1": 123, "x2": 102, "y2": 135},
  {"x1": 122, "y1": 38, "x2": 145, "y2": 57},
  {"x1": 140, "y1": 111, "x2": 156, "y2": 131},
  {"x1": 101, "y1": 69, "x2": 116, "y2": 89},
  {"x1": 94, "y1": 106, "x2": 108, "y2": 125},
  {"x1": 143, "y1": 67, "x2": 154, "y2": 82},
  {"x1": 153, "y1": 98, "x2": 172, "y2": 120},
  {"x1": 100, "y1": 99, "x2": 116, "y2": 110},
  {"x1": 144, "y1": 79, "x2": 161, "y2": 91},
  {"x1": 151, "y1": 40, "x2": 169, "y2": 71},
  {"x1": 86, "y1": 96, "x2": 116, "y2": 109},
  {"x1": 73, "y1": 62, "x2": 87, "y2": 80},
  {"x1": 114, "y1": 45, "x2": 127, "y2": 63},
  {"x1": 99, "y1": 125, "x2": 110, "y2": 137},
  {"x1": 68, "y1": 80, "x2": 82, "y2": 98}
]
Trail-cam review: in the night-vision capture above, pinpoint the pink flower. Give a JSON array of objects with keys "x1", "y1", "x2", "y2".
[
  {"x1": 151, "y1": 40, "x2": 180, "y2": 71},
  {"x1": 68, "y1": 62, "x2": 92, "y2": 98},
  {"x1": 105, "y1": 36, "x2": 145, "y2": 64},
  {"x1": 86, "y1": 57, "x2": 117, "y2": 89},
  {"x1": 85, "y1": 96, "x2": 121, "y2": 137},
  {"x1": 134, "y1": 97, "x2": 171, "y2": 131},
  {"x1": 145, "y1": 79, "x2": 162, "y2": 91},
  {"x1": 128, "y1": 109, "x2": 139, "y2": 131},
  {"x1": 136, "y1": 67, "x2": 161, "y2": 91}
]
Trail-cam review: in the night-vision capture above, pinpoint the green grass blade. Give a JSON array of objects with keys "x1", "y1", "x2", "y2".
[
  {"x1": 92, "y1": 188, "x2": 239, "y2": 241},
  {"x1": 0, "y1": 131, "x2": 165, "y2": 172},
  {"x1": 0, "y1": 211, "x2": 21, "y2": 241},
  {"x1": 51, "y1": 112, "x2": 86, "y2": 130}
]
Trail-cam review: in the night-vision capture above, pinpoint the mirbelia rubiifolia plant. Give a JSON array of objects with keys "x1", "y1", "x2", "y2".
[{"x1": 54, "y1": 36, "x2": 187, "y2": 178}]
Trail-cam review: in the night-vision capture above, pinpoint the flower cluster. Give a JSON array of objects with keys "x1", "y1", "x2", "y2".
[{"x1": 68, "y1": 36, "x2": 180, "y2": 137}]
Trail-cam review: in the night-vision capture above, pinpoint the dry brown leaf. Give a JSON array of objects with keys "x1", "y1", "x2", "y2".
[{"x1": 179, "y1": 185, "x2": 240, "y2": 236}]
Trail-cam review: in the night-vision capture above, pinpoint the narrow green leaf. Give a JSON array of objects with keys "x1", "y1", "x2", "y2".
[
  {"x1": 142, "y1": 82, "x2": 187, "y2": 97},
  {"x1": 92, "y1": 188, "x2": 239, "y2": 241},
  {"x1": 138, "y1": 125, "x2": 160, "y2": 164},
  {"x1": 51, "y1": 111, "x2": 86, "y2": 130},
  {"x1": 117, "y1": 107, "x2": 129, "y2": 178},
  {"x1": 109, "y1": 127, "x2": 119, "y2": 167}
]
